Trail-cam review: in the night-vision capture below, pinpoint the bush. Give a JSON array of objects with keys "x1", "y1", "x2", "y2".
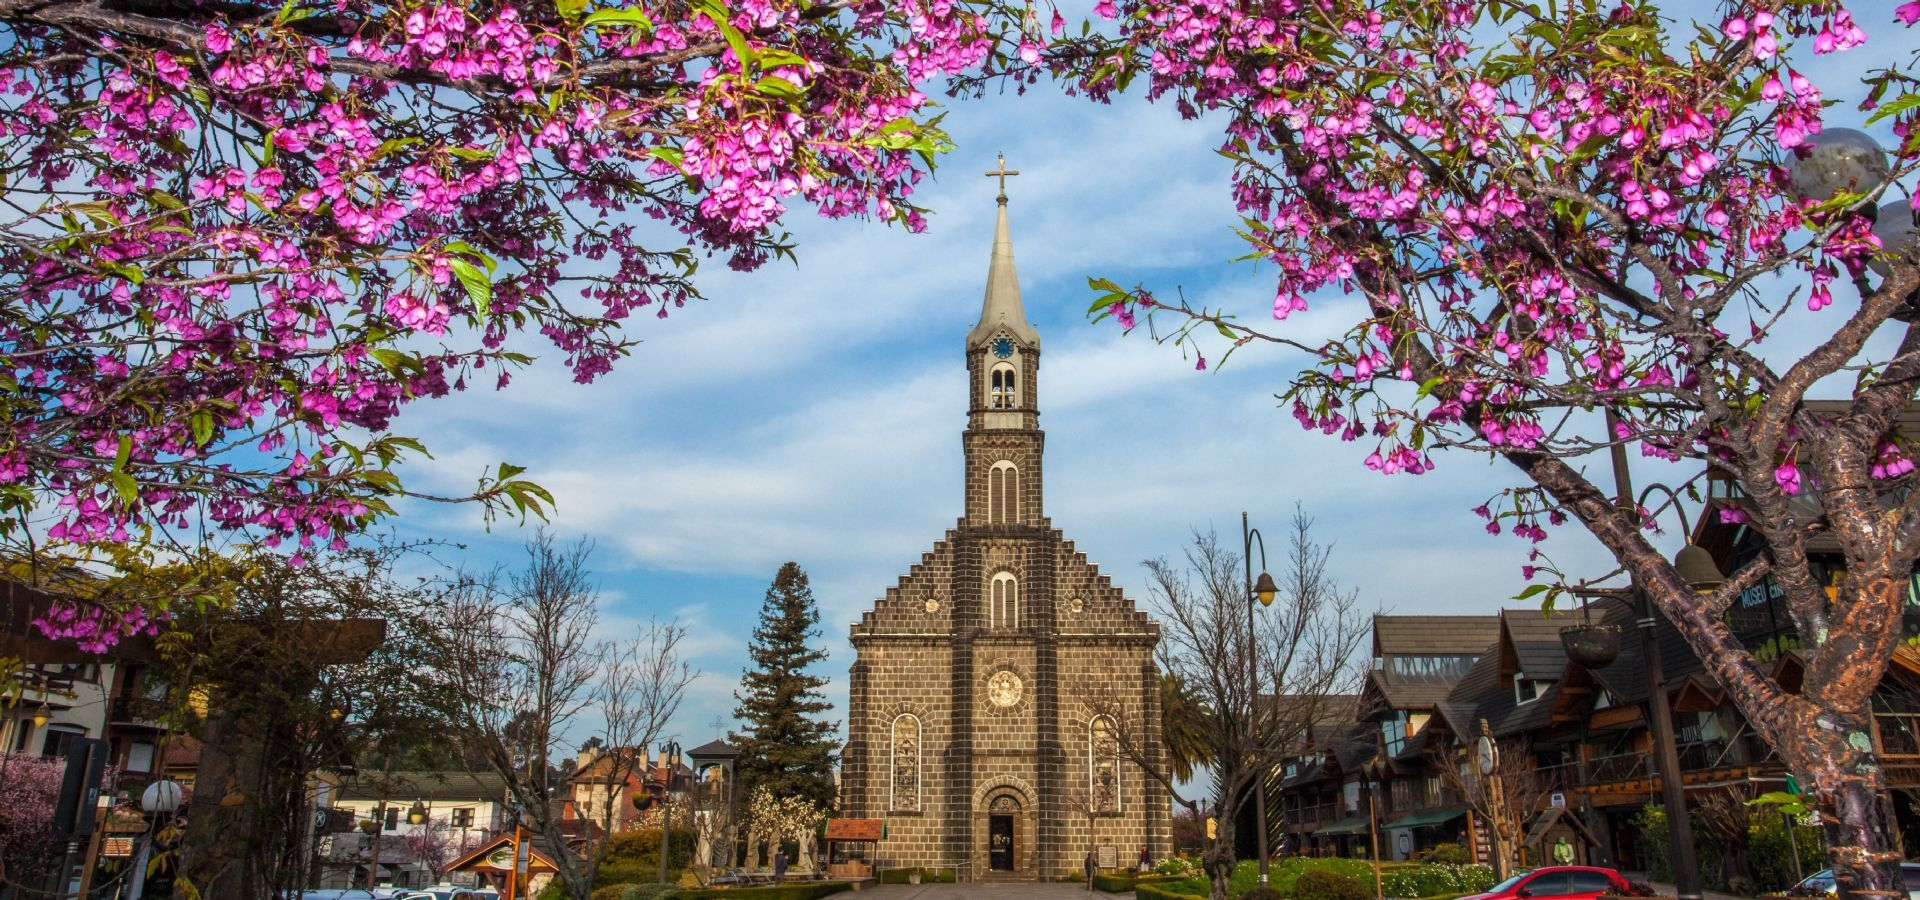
[
  {"x1": 676, "y1": 883, "x2": 851, "y2": 900},
  {"x1": 602, "y1": 828, "x2": 699, "y2": 877},
  {"x1": 1293, "y1": 869, "x2": 1371, "y2": 900},
  {"x1": 1379, "y1": 863, "x2": 1496, "y2": 898},
  {"x1": 594, "y1": 887, "x2": 631, "y2": 900},
  {"x1": 1748, "y1": 810, "x2": 1825, "y2": 894},
  {"x1": 1139, "y1": 882, "x2": 1206, "y2": 900},
  {"x1": 1155, "y1": 858, "x2": 1199, "y2": 877},
  {"x1": 622, "y1": 885, "x2": 682, "y2": 900},
  {"x1": 1241, "y1": 885, "x2": 1283, "y2": 900},
  {"x1": 1417, "y1": 845, "x2": 1470, "y2": 866},
  {"x1": 876, "y1": 867, "x2": 957, "y2": 884},
  {"x1": 1092, "y1": 873, "x2": 1136, "y2": 892}
]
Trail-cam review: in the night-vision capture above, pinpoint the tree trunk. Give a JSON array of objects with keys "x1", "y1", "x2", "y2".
[
  {"x1": 1818, "y1": 769, "x2": 1905, "y2": 900},
  {"x1": 1203, "y1": 832, "x2": 1235, "y2": 900},
  {"x1": 1766, "y1": 708, "x2": 1905, "y2": 900}
]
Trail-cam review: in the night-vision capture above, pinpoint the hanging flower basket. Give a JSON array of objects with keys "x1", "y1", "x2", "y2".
[{"x1": 1560, "y1": 623, "x2": 1624, "y2": 668}]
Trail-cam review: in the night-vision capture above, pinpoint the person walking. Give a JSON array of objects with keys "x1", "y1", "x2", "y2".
[
  {"x1": 774, "y1": 850, "x2": 789, "y2": 884},
  {"x1": 1084, "y1": 850, "x2": 1097, "y2": 894}
]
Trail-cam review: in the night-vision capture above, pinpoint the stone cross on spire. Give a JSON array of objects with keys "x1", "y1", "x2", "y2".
[{"x1": 985, "y1": 153, "x2": 1019, "y2": 204}]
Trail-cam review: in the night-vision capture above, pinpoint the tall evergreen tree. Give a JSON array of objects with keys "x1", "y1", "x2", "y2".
[{"x1": 731, "y1": 562, "x2": 840, "y2": 811}]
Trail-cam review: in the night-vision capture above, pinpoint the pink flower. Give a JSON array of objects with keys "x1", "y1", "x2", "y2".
[{"x1": 1775, "y1": 462, "x2": 1802, "y2": 495}]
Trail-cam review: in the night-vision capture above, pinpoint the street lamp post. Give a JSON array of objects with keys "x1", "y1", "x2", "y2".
[
  {"x1": 658, "y1": 741, "x2": 681, "y2": 885},
  {"x1": 1595, "y1": 411, "x2": 1724, "y2": 900},
  {"x1": 132, "y1": 779, "x2": 184, "y2": 900},
  {"x1": 1242, "y1": 512, "x2": 1279, "y2": 886}
]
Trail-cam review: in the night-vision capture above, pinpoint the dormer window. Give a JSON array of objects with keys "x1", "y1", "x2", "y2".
[{"x1": 1514, "y1": 673, "x2": 1552, "y2": 704}]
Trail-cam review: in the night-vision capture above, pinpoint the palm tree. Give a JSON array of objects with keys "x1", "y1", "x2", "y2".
[{"x1": 1160, "y1": 673, "x2": 1213, "y2": 783}]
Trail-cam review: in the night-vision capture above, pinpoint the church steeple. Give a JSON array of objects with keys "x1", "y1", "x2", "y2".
[
  {"x1": 963, "y1": 156, "x2": 1043, "y2": 528},
  {"x1": 965, "y1": 155, "x2": 1041, "y2": 351}
]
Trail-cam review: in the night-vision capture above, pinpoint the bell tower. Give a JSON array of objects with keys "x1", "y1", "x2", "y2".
[{"x1": 963, "y1": 155, "x2": 1043, "y2": 528}]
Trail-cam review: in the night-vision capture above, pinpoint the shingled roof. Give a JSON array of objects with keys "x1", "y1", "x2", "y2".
[
  {"x1": 1372, "y1": 615, "x2": 1501, "y2": 657},
  {"x1": 1361, "y1": 615, "x2": 1499, "y2": 715},
  {"x1": 337, "y1": 771, "x2": 509, "y2": 802}
]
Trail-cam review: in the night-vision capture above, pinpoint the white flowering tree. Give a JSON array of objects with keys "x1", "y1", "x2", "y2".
[{"x1": 742, "y1": 786, "x2": 826, "y2": 871}]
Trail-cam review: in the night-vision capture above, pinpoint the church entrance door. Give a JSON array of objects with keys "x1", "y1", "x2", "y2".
[{"x1": 989, "y1": 814, "x2": 1015, "y2": 871}]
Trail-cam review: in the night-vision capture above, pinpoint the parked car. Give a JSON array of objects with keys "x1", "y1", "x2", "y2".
[
  {"x1": 393, "y1": 888, "x2": 501, "y2": 900},
  {"x1": 1786, "y1": 865, "x2": 1920, "y2": 900},
  {"x1": 1464, "y1": 867, "x2": 1650, "y2": 900}
]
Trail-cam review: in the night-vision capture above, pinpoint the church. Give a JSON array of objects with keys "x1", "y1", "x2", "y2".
[{"x1": 840, "y1": 164, "x2": 1171, "y2": 880}]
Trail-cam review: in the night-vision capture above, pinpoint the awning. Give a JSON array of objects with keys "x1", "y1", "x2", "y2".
[
  {"x1": 1315, "y1": 817, "x2": 1372, "y2": 836},
  {"x1": 1385, "y1": 806, "x2": 1468, "y2": 829}
]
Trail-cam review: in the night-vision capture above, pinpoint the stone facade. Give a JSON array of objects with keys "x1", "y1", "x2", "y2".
[{"x1": 842, "y1": 192, "x2": 1168, "y2": 880}]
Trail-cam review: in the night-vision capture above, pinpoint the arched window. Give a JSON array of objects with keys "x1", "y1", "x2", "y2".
[
  {"x1": 990, "y1": 363, "x2": 1018, "y2": 409},
  {"x1": 988, "y1": 461, "x2": 1019, "y2": 524},
  {"x1": 891, "y1": 715, "x2": 921, "y2": 811},
  {"x1": 1090, "y1": 715, "x2": 1120, "y2": 813},
  {"x1": 991, "y1": 572, "x2": 1019, "y2": 628}
]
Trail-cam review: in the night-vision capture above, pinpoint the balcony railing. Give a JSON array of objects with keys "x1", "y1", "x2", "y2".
[
  {"x1": 1879, "y1": 712, "x2": 1920, "y2": 758},
  {"x1": 14, "y1": 669, "x2": 76, "y2": 693}
]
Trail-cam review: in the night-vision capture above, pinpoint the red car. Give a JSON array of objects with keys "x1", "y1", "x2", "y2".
[{"x1": 1465, "y1": 867, "x2": 1650, "y2": 900}]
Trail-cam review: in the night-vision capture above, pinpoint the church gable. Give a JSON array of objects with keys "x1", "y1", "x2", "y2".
[
  {"x1": 857, "y1": 537, "x2": 958, "y2": 634},
  {"x1": 1052, "y1": 537, "x2": 1155, "y2": 634}
]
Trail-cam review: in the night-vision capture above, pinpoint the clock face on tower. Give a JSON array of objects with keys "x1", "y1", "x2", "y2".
[{"x1": 992, "y1": 336, "x2": 1014, "y2": 358}]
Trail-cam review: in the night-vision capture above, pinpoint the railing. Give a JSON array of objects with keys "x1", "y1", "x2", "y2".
[
  {"x1": 1284, "y1": 803, "x2": 1336, "y2": 826},
  {"x1": 1879, "y1": 712, "x2": 1920, "y2": 757},
  {"x1": 1586, "y1": 751, "x2": 1654, "y2": 785},
  {"x1": 14, "y1": 668, "x2": 75, "y2": 693},
  {"x1": 1675, "y1": 740, "x2": 1734, "y2": 771},
  {"x1": 110, "y1": 695, "x2": 168, "y2": 725}
]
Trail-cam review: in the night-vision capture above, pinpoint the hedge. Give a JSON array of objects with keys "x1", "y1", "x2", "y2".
[
  {"x1": 677, "y1": 883, "x2": 853, "y2": 900},
  {"x1": 876, "y1": 867, "x2": 958, "y2": 884},
  {"x1": 1132, "y1": 859, "x2": 1494, "y2": 900},
  {"x1": 1139, "y1": 881, "x2": 1204, "y2": 900},
  {"x1": 1094, "y1": 872, "x2": 1184, "y2": 892}
]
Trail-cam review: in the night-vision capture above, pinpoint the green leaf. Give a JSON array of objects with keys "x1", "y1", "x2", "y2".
[
  {"x1": 113, "y1": 435, "x2": 132, "y2": 474},
  {"x1": 497, "y1": 462, "x2": 528, "y2": 482},
  {"x1": 1866, "y1": 93, "x2": 1920, "y2": 126},
  {"x1": 447, "y1": 147, "x2": 496, "y2": 162},
  {"x1": 584, "y1": 7, "x2": 654, "y2": 29},
  {"x1": 450, "y1": 258, "x2": 493, "y2": 320},
  {"x1": 555, "y1": 0, "x2": 588, "y2": 22},
  {"x1": 756, "y1": 49, "x2": 809, "y2": 70},
  {"x1": 754, "y1": 76, "x2": 803, "y2": 100},
  {"x1": 1514, "y1": 583, "x2": 1552, "y2": 600},
  {"x1": 111, "y1": 472, "x2": 139, "y2": 506},
  {"x1": 190, "y1": 412, "x2": 214, "y2": 447}
]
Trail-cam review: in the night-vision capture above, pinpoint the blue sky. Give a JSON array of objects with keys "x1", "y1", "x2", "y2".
[{"x1": 378, "y1": 21, "x2": 1914, "y2": 758}]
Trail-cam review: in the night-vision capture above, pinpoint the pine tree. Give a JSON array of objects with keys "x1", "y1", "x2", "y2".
[{"x1": 730, "y1": 561, "x2": 840, "y2": 811}]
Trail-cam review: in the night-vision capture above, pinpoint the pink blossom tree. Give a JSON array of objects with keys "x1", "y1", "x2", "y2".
[
  {"x1": 1047, "y1": 1, "x2": 1920, "y2": 896},
  {"x1": 403, "y1": 816, "x2": 469, "y2": 884},
  {"x1": 0, "y1": 753, "x2": 66, "y2": 886},
  {"x1": 0, "y1": 0, "x2": 1027, "y2": 649}
]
